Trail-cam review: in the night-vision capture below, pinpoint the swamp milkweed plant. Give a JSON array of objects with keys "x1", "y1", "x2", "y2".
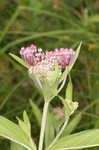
[{"x1": 0, "y1": 42, "x2": 99, "y2": 150}]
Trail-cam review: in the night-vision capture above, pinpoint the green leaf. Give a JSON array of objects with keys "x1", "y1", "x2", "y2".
[
  {"x1": 65, "y1": 74, "x2": 73, "y2": 101},
  {"x1": 11, "y1": 142, "x2": 27, "y2": 150},
  {"x1": 17, "y1": 111, "x2": 31, "y2": 137},
  {"x1": 16, "y1": 111, "x2": 36, "y2": 150},
  {"x1": 17, "y1": 118, "x2": 30, "y2": 137},
  {"x1": 58, "y1": 96, "x2": 78, "y2": 119},
  {"x1": 23, "y1": 111, "x2": 31, "y2": 134},
  {"x1": 61, "y1": 113, "x2": 82, "y2": 137},
  {"x1": 47, "y1": 129, "x2": 99, "y2": 150},
  {"x1": 29, "y1": 99, "x2": 42, "y2": 126},
  {"x1": 58, "y1": 96, "x2": 71, "y2": 119},
  {"x1": 9, "y1": 53, "x2": 29, "y2": 69},
  {"x1": 61, "y1": 99, "x2": 99, "y2": 137},
  {"x1": 0, "y1": 116, "x2": 36, "y2": 150},
  {"x1": 68, "y1": 41, "x2": 82, "y2": 73}
]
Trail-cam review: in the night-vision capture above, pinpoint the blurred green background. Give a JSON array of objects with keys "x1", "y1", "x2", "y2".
[{"x1": 0, "y1": 0, "x2": 99, "y2": 149}]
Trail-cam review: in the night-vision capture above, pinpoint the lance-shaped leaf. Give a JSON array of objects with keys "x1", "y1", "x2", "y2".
[
  {"x1": 9, "y1": 53, "x2": 29, "y2": 69},
  {"x1": 47, "y1": 129, "x2": 99, "y2": 150},
  {"x1": 17, "y1": 111, "x2": 31, "y2": 137},
  {"x1": 17, "y1": 111, "x2": 36, "y2": 150},
  {"x1": 65, "y1": 74, "x2": 73, "y2": 101},
  {"x1": 68, "y1": 41, "x2": 82, "y2": 73},
  {"x1": 29, "y1": 99, "x2": 42, "y2": 126},
  {"x1": 0, "y1": 116, "x2": 36, "y2": 150},
  {"x1": 23, "y1": 111, "x2": 31, "y2": 136},
  {"x1": 61, "y1": 112, "x2": 82, "y2": 137}
]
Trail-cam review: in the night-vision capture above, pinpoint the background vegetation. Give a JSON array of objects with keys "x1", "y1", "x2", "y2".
[{"x1": 0, "y1": 0, "x2": 99, "y2": 149}]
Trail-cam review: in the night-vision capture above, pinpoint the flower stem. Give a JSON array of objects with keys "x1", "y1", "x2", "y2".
[
  {"x1": 38, "y1": 101, "x2": 49, "y2": 150},
  {"x1": 58, "y1": 72, "x2": 67, "y2": 93},
  {"x1": 49, "y1": 70, "x2": 68, "y2": 103},
  {"x1": 47, "y1": 119, "x2": 68, "y2": 150}
]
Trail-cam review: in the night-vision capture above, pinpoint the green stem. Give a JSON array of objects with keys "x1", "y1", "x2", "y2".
[
  {"x1": 58, "y1": 69, "x2": 68, "y2": 93},
  {"x1": 47, "y1": 120, "x2": 68, "y2": 150},
  {"x1": 38, "y1": 101, "x2": 49, "y2": 150}
]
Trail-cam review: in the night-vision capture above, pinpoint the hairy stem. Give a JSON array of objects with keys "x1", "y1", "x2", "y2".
[{"x1": 38, "y1": 101, "x2": 49, "y2": 150}]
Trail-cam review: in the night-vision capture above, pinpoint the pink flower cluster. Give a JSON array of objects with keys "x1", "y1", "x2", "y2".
[
  {"x1": 20, "y1": 44, "x2": 44, "y2": 66},
  {"x1": 20, "y1": 44, "x2": 75, "y2": 68}
]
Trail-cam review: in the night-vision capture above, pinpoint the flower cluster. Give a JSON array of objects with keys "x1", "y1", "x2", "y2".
[
  {"x1": 20, "y1": 44, "x2": 75, "y2": 78},
  {"x1": 20, "y1": 44, "x2": 44, "y2": 66}
]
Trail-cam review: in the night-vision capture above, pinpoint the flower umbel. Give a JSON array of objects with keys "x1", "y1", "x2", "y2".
[
  {"x1": 20, "y1": 44, "x2": 75, "y2": 100},
  {"x1": 20, "y1": 44, "x2": 75, "y2": 77}
]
